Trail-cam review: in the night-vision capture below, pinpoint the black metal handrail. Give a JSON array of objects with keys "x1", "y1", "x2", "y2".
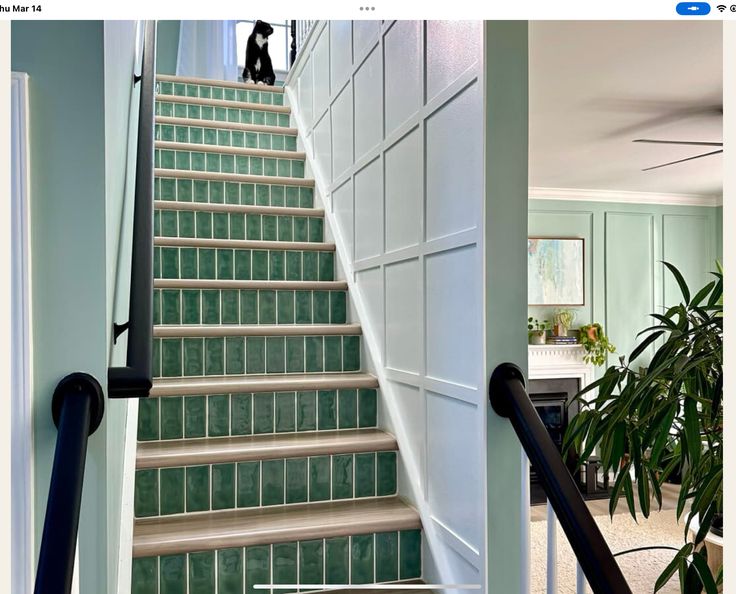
[
  {"x1": 108, "y1": 20, "x2": 156, "y2": 398},
  {"x1": 33, "y1": 373, "x2": 105, "y2": 594},
  {"x1": 489, "y1": 362, "x2": 632, "y2": 594}
]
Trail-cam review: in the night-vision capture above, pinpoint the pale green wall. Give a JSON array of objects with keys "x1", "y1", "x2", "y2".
[
  {"x1": 156, "y1": 20, "x2": 180, "y2": 74},
  {"x1": 528, "y1": 199, "x2": 720, "y2": 365},
  {"x1": 716, "y1": 205, "x2": 723, "y2": 261}
]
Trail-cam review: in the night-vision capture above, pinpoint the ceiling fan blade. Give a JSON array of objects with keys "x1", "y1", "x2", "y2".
[
  {"x1": 634, "y1": 139, "x2": 723, "y2": 147},
  {"x1": 642, "y1": 149, "x2": 723, "y2": 172}
]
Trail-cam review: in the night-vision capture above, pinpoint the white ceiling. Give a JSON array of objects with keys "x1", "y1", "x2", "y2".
[{"x1": 529, "y1": 21, "x2": 723, "y2": 198}]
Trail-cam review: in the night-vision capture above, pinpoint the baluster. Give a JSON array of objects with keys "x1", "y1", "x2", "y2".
[{"x1": 547, "y1": 499, "x2": 558, "y2": 594}]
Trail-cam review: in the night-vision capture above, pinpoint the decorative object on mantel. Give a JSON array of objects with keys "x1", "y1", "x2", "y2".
[
  {"x1": 527, "y1": 317, "x2": 550, "y2": 345},
  {"x1": 578, "y1": 322, "x2": 615, "y2": 366},
  {"x1": 564, "y1": 262, "x2": 723, "y2": 593},
  {"x1": 528, "y1": 237, "x2": 584, "y2": 306},
  {"x1": 552, "y1": 308, "x2": 577, "y2": 337}
]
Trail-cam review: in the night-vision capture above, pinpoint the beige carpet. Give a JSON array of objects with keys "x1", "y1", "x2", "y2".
[{"x1": 530, "y1": 509, "x2": 686, "y2": 593}]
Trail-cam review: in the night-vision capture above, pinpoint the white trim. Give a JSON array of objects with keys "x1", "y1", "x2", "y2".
[
  {"x1": 115, "y1": 399, "x2": 139, "y2": 594},
  {"x1": 529, "y1": 186, "x2": 722, "y2": 207},
  {"x1": 11, "y1": 71, "x2": 34, "y2": 594}
]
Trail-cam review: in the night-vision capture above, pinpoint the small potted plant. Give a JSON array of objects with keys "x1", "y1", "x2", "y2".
[
  {"x1": 578, "y1": 322, "x2": 615, "y2": 366},
  {"x1": 553, "y1": 308, "x2": 576, "y2": 337},
  {"x1": 527, "y1": 317, "x2": 549, "y2": 345}
]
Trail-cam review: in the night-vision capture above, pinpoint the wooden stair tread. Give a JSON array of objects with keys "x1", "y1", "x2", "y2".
[
  {"x1": 155, "y1": 140, "x2": 305, "y2": 160},
  {"x1": 153, "y1": 323, "x2": 361, "y2": 338},
  {"x1": 157, "y1": 73, "x2": 286, "y2": 93},
  {"x1": 154, "y1": 200, "x2": 323, "y2": 217},
  {"x1": 155, "y1": 168, "x2": 314, "y2": 187},
  {"x1": 153, "y1": 236, "x2": 333, "y2": 251},
  {"x1": 150, "y1": 372, "x2": 379, "y2": 397},
  {"x1": 137, "y1": 428, "x2": 397, "y2": 469},
  {"x1": 303, "y1": 580, "x2": 429, "y2": 594},
  {"x1": 133, "y1": 497, "x2": 421, "y2": 557},
  {"x1": 156, "y1": 115, "x2": 297, "y2": 136}
]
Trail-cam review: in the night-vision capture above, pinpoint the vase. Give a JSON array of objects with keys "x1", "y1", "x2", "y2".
[{"x1": 529, "y1": 331, "x2": 546, "y2": 345}]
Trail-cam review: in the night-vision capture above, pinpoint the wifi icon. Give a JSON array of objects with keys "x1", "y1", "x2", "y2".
[{"x1": 717, "y1": 4, "x2": 727, "y2": 10}]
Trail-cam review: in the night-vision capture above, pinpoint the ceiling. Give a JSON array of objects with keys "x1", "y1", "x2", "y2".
[{"x1": 529, "y1": 21, "x2": 723, "y2": 198}]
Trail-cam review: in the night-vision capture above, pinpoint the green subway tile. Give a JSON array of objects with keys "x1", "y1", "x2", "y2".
[
  {"x1": 313, "y1": 291, "x2": 330, "y2": 323},
  {"x1": 272, "y1": 134, "x2": 285, "y2": 150},
  {"x1": 319, "y1": 252, "x2": 334, "y2": 281},
  {"x1": 161, "y1": 247, "x2": 179, "y2": 279},
  {"x1": 160, "y1": 210, "x2": 178, "y2": 237},
  {"x1": 237, "y1": 461, "x2": 260, "y2": 507},
  {"x1": 230, "y1": 213, "x2": 245, "y2": 239},
  {"x1": 246, "y1": 214, "x2": 262, "y2": 240},
  {"x1": 134, "y1": 469, "x2": 158, "y2": 517},
  {"x1": 217, "y1": 249, "x2": 234, "y2": 279},
  {"x1": 338, "y1": 389, "x2": 358, "y2": 429},
  {"x1": 330, "y1": 291, "x2": 347, "y2": 324},
  {"x1": 131, "y1": 557, "x2": 158, "y2": 594},
  {"x1": 160, "y1": 396, "x2": 183, "y2": 439},
  {"x1": 160, "y1": 554, "x2": 186, "y2": 594},
  {"x1": 226, "y1": 336, "x2": 246, "y2": 375},
  {"x1": 332, "y1": 455, "x2": 353, "y2": 500},
  {"x1": 375, "y1": 532, "x2": 399, "y2": 582},
  {"x1": 277, "y1": 290, "x2": 295, "y2": 324},
  {"x1": 265, "y1": 112, "x2": 277, "y2": 126},
  {"x1": 286, "y1": 251, "x2": 302, "y2": 281},
  {"x1": 204, "y1": 128, "x2": 217, "y2": 145},
  {"x1": 221, "y1": 154, "x2": 235, "y2": 174},
  {"x1": 137, "y1": 398, "x2": 159, "y2": 441},
  {"x1": 173, "y1": 126, "x2": 187, "y2": 143},
  {"x1": 160, "y1": 149, "x2": 175, "y2": 169},
  {"x1": 271, "y1": 186, "x2": 285, "y2": 207},
  {"x1": 202, "y1": 289, "x2": 220, "y2": 324},
  {"x1": 293, "y1": 217, "x2": 308, "y2": 242},
  {"x1": 189, "y1": 551, "x2": 215, "y2": 594},
  {"x1": 205, "y1": 337, "x2": 225, "y2": 375},
  {"x1": 267, "y1": 337, "x2": 286, "y2": 374},
  {"x1": 246, "y1": 336, "x2": 266, "y2": 374},
  {"x1": 262, "y1": 215, "x2": 277, "y2": 241},
  {"x1": 273, "y1": 542, "x2": 297, "y2": 594},
  {"x1": 185, "y1": 396, "x2": 206, "y2": 438},
  {"x1": 325, "y1": 537, "x2": 349, "y2": 584},
  {"x1": 355, "y1": 453, "x2": 376, "y2": 498},
  {"x1": 188, "y1": 104, "x2": 202, "y2": 119},
  {"x1": 180, "y1": 248, "x2": 198, "y2": 279},
  {"x1": 351, "y1": 534, "x2": 375, "y2": 584},
  {"x1": 194, "y1": 179, "x2": 208, "y2": 202},
  {"x1": 160, "y1": 178, "x2": 176, "y2": 201},
  {"x1": 236, "y1": 155, "x2": 249, "y2": 175},
  {"x1": 153, "y1": 290, "x2": 161, "y2": 325},
  {"x1": 252, "y1": 250, "x2": 269, "y2": 280},
  {"x1": 277, "y1": 216, "x2": 293, "y2": 242},
  {"x1": 245, "y1": 132, "x2": 258, "y2": 149},
  {"x1": 286, "y1": 186, "x2": 300, "y2": 207},
  {"x1": 270, "y1": 251, "x2": 285, "y2": 280},
  {"x1": 256, "y1": 184, "x2": 270, "y2": 206},
  {"x1": 302, "y1": 252, "x2": 318, "y2": 281},
  {"x1": 317, "y1": 390, "x2": 337, "y2": 430},
  {"x1": 264, "y1": 158, "x2": 278, "y2": 177},
  {"x1": 299, "y1": 540, "x2": 324, "y2": 585},
  {"x1": 177, "y1": 179, "x2": 193, "y2": 202},
  {"x1": 246, "y1": 546, "x2": 270, "y2": 594},
  {"x1": 285, "y1": 458, "x2": 308, "y2": 504},
  {"x1": 153, "y1": 338, "x2": 161, "y2": 377},
  {"x1": 358, "y1": 389, "x2": 377, "y2": 427},
  {"x1": 161, "y1": 339, "x2": 183, "y2": 377},
  {"x1": 262, "y1": 459, "x2": 285, "y2": 506},
  {"x1": 199, "y1": 248, "x2": 216, "y2": 279},
  {"x1": 259, "y1": 290, "x2": 276, "y2": 324},
  {"x1": 178, "y1": 211, "x2": 195, "y2": 238},
  {"x1": 297, "y1": 391, "x2": 317, "y2": 431},
  {"x1": 222, "y1": 289, "x2": 240, "y2": 324},
  {"x1": 175, "y1": 150, "x2": 191, "y2": 170},
  {"x1": 232, "y1": 393, "x2": 252, "y2": 435},
  {"x1": 309, "y1": 217, "x2": 324, "y2": 243},
  {"x1": 217, "y1": 549, "x2": 243, "y2": 594},
  {"x1": 253, "y1": 111, "x2": 266, "y2": 126},
  {"x1": 377, "y1": 451, "x2": 397, "y2": 496},
  {"x1": 276, "y1": 159, "x2": 289, "y2": 177},
  {"x1": 208, "y1": 394, "x2": 230, "y2": 436},
  {"x1": 235, "y1": 250, "x2": 252, "y2": 280},
  {"x1": 240, "y1": 290, "x2": 258, "y2": 324},
  {"x1": 250, "y1": 157, "x2": 263, "y2": 176},
  {"x1": 232, "y1": 131, "x2": 245, "y2": 148},
  {"x1": 309, "y1": 456, "x2": 330, "y2": 502},
  {"x1": 292, "y1": 160, "x2": 305, "y2": 179},
  {"x1": 211, "y1": 182, "x2": 225, "y2": 203},
  {"x1": 159, "y1": 467, "x2": 185, "y2": 515},
  {"x1": 286, "y1": 337, "x2": 305, "y2": 373},
  {"x1": 275, "y1": 392, "x2": 295, "y2": 432},
  {"x1": 190, "y1": 127, "x2": 204, "y2": 144},
  {"x1": 253, "y1": 392, "x2": 274, "y2": 433},
  {"x1": 324, "y1": 336, "x2": 342, "y2": 373},
  {"x1": 343, "y1": 336, "x2": 361, "y2": 371},
  {"x1": 213, "y1": 212, "x2": 229, "y2": 239},
  {"x1": 305, "y1": 337, "x2": 323, "y2": 373},
  {"x1": 294, "y1": 291, "x2": 312, "y2": 323},
  {"x1": 400, "y1": 530, "x2": 422, "y2": 579},
  {"x1": 215, "y1": 106, "x2": 227, "y2": 121},
  {"x1": 186, "y1": 465, "x2": 210, "y2": 512},
  {"x1": 196, "y1": 212, "x2": 213, "y2": 238},
  {"x1": 183, "y1": 338, "x2": 204, "y2": 376},
  {"x1": 226, "y1": 182, "x2": 241, "y2": 204},
  {"x1": 212, "y1": 463, "x2": 236, "y2": 510}
]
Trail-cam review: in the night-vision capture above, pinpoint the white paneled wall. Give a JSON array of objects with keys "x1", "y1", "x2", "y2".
[{"x1": 286, "y1": 20, "x2": 485, "y2": 588}]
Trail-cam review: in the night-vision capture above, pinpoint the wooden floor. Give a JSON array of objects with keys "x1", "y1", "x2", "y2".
[{"x1": 530, "y1": 482, "x2": 681, "y2": 522}]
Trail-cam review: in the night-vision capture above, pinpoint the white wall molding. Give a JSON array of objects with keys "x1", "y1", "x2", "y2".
[{"x1": 529, "y1": 186, "x2": 722, "y2": 207}]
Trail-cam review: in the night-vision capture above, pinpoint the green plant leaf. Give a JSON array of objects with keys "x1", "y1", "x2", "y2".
[
  {"x1": 629, "y1": 330, "x2": 665, "y2": 363},
  {"x1": 655, "y1": 542, "x2": 694, "y2": 592},
  {"x1": 690, "y1": 280, "x2": 716, "y2": 307},
  {"x1": 690, "y1": 550, "x2": 718, "y2": 594}
]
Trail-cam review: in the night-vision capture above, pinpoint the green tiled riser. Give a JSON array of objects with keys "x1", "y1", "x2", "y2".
[
  {"x1": 157, "y1": 80, "x2": 286, "y2": 107},
  {"x1": 156, "y1": 123, "x2": 297, "y2": 152},
  {"x1": 156, "y1": 101, "x2": 291, "y2": 128},
  {"x1": 134, "y1": 450, "x2": 397, "y2": 517},
  {"x1": 153, "y1": 289, "x2": 347, "y2": 326},
  {"x1": 154, "y1": 247, "x2": 335, "y2": 282},
  {"x1": 155, "y1": 149, "x2": 305, "y2": 179},
  {"x1": 154, "y1": 210, "x2": 323, "y2": 243},
  {"x1": 138, "y1": 389, "x2": 378, "y2": 442},
  {"x1": 131, "y1": 531, "x2": 422, "y2": 594},
  {"x1": 153, "y1": 335, "x2": 361, "y2": 378},
  {"x1": 155, "y1": 178, "x2": 313, "y2": 209}
]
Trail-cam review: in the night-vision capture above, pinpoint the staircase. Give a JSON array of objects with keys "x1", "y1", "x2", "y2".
[{"x1": 130, "y1": 74, "x2": 426, "y2": 594}]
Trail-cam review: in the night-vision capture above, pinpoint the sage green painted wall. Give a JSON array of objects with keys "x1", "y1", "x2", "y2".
[
  {"x1": 485, "y1": 21, "x2": 528, "y2": 593},
  {"x1": 528, "y1": 199, "x2": 720, "y2": 365},
  {"x1": 156, "y1": 20, "x2": 180, "y2": 75},
  {"x1": 716, "y1": 205, "x2": 723, "y2": 261}
]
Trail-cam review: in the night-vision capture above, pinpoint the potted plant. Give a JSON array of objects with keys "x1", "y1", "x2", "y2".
[
  {"x1": 578, "y1": 322, "x2": 616, "y2": 366},
  {"x1": 564, "y1": 263, "x2": 723, "y2": 593},
  {"x1": 553, "y1": 308, "x2": 577, "y2": 337},
  {"x1": 528, "y1": 317, "x2": 549, "y2": 345}
]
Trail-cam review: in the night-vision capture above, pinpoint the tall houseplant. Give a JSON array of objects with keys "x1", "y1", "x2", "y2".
[{"x1": 564, "y1": 263, "x2": 723, "y2": 593}]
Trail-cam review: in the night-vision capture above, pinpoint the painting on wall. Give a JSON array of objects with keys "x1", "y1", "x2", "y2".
[{"x1": 528, "y1": 237, "x2": 585, "y2": 306}]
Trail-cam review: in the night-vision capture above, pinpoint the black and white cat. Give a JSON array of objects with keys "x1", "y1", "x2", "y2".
[{"x1": 243, "y1": 20, "x2": 276, "y2": 86}]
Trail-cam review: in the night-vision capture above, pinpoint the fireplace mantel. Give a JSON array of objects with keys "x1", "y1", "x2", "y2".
[{"x1": 528, "y1": 344, "x2": 595, "y2": 392}]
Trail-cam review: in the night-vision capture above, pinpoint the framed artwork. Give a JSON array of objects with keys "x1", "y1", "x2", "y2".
[{"x1": 528, "y1": 237, "x2": 585, "y2": 306}]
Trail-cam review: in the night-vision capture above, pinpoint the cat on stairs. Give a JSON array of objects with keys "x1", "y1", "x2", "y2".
[{"x1": 243, "y1": 20, "x2": 276, "y2": 86}]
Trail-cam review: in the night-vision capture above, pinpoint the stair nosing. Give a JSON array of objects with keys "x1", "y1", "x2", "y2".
[
  {"x1": 153, "y1": 279, "x2": 346, "y2": 290},
  {"x1": 158, "y1": 93, "x2": 291, "y2": 114},
  {"x1": 150, "y1": 372, "x2": 379, "y2": 397},
  {"x1": 157, "y1": 74, "x2": 286, "y2": 93},
  {"x1": 155, "y1": 168, "x2": 314, "y2": 187},
  {"x1": 154, "y1": 200, "x2": 323, "y2": 218},
  {"x1": 156, "y1": 115, "x2": 297, "y2": 136},
  {"x1": 154, "y1": 236, "x2": 334, "y2": 251},
  {"x1": 132, "y1": 497, "x2": 421, "y2": 558},
  {"x1": 136, "y1": 428, "x2": 397, "y2": 469},
  {"x1": 155, "y1": 140, "x2": 305, "y2": 161},
  {"x1": 153, "y1": 323, "x2": 361, "y2": 338}
]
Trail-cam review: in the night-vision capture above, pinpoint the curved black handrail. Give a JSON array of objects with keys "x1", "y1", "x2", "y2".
[
  {"x1": 108, "y1": 20, "x2": 156, "y2": 398},
  {"x1": 33, "y1": 373, "x2": 105, "y2": 594},
  {"x1": 489, "y1": 362, "x2": 632, "y2": 594}
]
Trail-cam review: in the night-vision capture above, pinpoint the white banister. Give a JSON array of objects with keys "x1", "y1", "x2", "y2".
[
  {"x1": 576, "y1": 562, "x2": 587, "y2": 594},
  {"x1": 546, "y1": 500, "x2": 558, "y2": 594}
]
